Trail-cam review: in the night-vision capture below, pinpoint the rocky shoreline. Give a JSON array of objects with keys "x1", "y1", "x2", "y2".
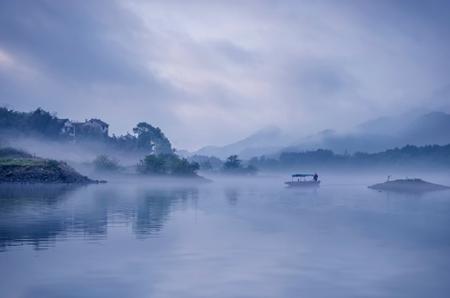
[{"x1": 0, "y1": 148, "x2": 103, "y2": 184}]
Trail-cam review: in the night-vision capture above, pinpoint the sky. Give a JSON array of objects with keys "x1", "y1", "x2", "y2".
[{"x1": 1, "y1": 0, "x2": 450, "y2": 150}]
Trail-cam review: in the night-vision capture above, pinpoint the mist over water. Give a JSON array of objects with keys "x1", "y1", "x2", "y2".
[
  {"x1": 1, "y1": 0, "x2": 450, "y2": 296},
  {"x1": 1, "y1": 175, "x2": 450, "y2": 298}
]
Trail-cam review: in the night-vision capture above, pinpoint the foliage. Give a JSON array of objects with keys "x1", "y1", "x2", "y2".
[
  {"x1": 189, "y1": 155, "x2": 223, "y2": 171},
  {"x1": 0, "y1": 107, "x2": 173, "y2": 155},
  {"x1": 137, "y1": 154, "x2": 199, "y2": 176},
  {"x1": 93, "y1": 155, "x2": 121, "y2": 172},
  {"x1": 0, "y1": 154, "x2": 94, "y2": 184},
  {"x1": 0, "y1": 107, "x2": 65, "y2": 138},
  {"x1": 0, "y1": 158, "x2": 45, "y2": 166},
  {"x1": 137, "y1": 154, "x2": 166, "y2": 175},
  {"x1": 132, "y1": 122, "x2": 172, "y2": 154},
  {"x1": 249, "y1": 144, "x2": 450, "y2": 170},
  {"x1": 222, "y1": 155, "x2": 258, "y2": 175},
  {"x1": 224, "y1": 155, "x2": 241, "y2": 170},
  {"x1": 171, "y1": 157, "x2": 200, "y2": 176},
  {"x1": 47, "y1": 159, "x2": 61, "y2": 169}
]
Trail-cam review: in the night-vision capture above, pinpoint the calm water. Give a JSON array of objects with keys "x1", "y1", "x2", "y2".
[{"x1": 1, "y1": 176, "x2": 450, "y2": 298}]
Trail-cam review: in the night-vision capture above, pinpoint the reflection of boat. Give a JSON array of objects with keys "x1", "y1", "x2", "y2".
[{"x1": 285, "y1": 173, "x2": 320, "y2": 187}]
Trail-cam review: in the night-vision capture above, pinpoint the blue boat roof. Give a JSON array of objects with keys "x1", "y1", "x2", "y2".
[{"x1": 292, "y1": 174, "x2": 315, "y2": 177}]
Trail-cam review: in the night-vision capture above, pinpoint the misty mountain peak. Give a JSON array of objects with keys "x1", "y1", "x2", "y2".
[
  {"x1": 420, "y1": 111, "x2": 450, "y2": 122},
  {"x1": 242, "y1": 125, "x2": 282, "y2": 141}
]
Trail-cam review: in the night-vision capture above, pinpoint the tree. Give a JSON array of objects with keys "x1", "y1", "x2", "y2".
[
  {"x1": 171, "y1": 158, "x2": 199, "y2": 176},
  {"x1": 222, "y1": 155, "x2": 258, "y2": 175},
  {"x1": 27, "y1": 108, "x2": 63, "y2": 137},
  {"x1": 201, "y1": 160, "x2": 213, "y2": 170},
  {"x1": 137, "y1": 154, "x2": 166, "y2": 175},
  {"x1": 224, "y1": 155, "x2": 241, "y2": 170},
  {"x1": 189, "y1": 155, "x2": 223, "y2": 171},
  {"x1": 93, "y1": 155, "x2": 120, "y2": 172},
  {"x1": 137, "y1": 154, "x2": 199, "y2": 176},
  {"x1": 133, "y1": 122, "x2": 172, "y2": 154}
]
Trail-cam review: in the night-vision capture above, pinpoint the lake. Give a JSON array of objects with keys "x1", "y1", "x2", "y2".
[{"x1": 1, "y1": 175, "x2": 450, "y2": 298}]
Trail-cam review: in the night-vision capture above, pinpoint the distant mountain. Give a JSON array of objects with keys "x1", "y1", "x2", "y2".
[
  {"x1": 402, "y1": 112, "x2": 450, "y2": 144},
  {"x1": 285, "y1": 111, "x2": 450, "y2": 154},
  {"x1": 195, "y1": 111, "x2": 450, "y2": 159},
  {"x1": 195, "y1": 126, "x2": 290, "y2": 159},
  {"x1": 354, "y1": 111, "x2": 450, "y2": 137},
  {"x1": 249, "y1": 144, "x2": 450, "y2": 171}
]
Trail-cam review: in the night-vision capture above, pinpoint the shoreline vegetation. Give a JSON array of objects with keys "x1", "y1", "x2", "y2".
[
  {"x1": 1, "y1": 107, "x2": 450, "y2": 185},
  {"x1": 134, "y1": 154, "x2": 210, "y2": 183},
  {"x1": 0, "y1": 148, "x2": 101, "y2": 184},
  {"x1": 246, "y1": 144, "x2": 450, "y2": 171},
  {"x1": 0, "y1": 107, "x2": 173, "y2": 155},
  {"x1": 0, "y1": 107, "x2": 207, "y2": 183},
  {"x1": 0, "y1": 147, "x2": 208, "y2": 184}
]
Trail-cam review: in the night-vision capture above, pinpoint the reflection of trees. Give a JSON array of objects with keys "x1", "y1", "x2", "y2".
[
  {"x1": 0, "y1": 184, "x2": 111, "y2": 250},
  {"x1": 0, "y1": 184, "x2": 82, "y2": 250},
  {"x1": 0, "y1": 184, "x2": 78, "y2": 210},
  {"x1": 133, "y1": 188, "x2": 198, "y2": 238},
  {"x1": 0, "y1": 185, "x2": 199, "y2": 250},
  {"x1": 224, "y1": 188, "x2": 239, "y2": 206},
  {"x1": 71, "y1": 194, "x2": 109, "y2": 238}
]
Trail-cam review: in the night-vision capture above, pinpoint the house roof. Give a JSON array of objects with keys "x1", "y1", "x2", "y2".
[{"x1": 88, "y1": 118, "x2": 109, "y2": 127}]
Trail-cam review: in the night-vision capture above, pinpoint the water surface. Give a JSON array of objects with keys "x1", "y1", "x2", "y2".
[{"x1": 1, "y1": 176, "x2": 450, "y2": 298}]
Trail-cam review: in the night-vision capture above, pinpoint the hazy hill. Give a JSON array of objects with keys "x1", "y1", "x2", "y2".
[
  {"x1": 0, "y1": 147, "x2": 97, "y2": 183},
  {"x1": 400, "y1": 112, "x2": 450, "y2": 145},
  {"x1": 194, "y1": 111, "x2": 450, "y2": 159},
  {"x1": 195, "y1": 126, "x2": 289, "y2": 159},
  {"x1": 250, "y1": 144, "x2": 450, "y2": 171},
  {"x1": 283, "y1": 111, "x2": 450, "y2": 154}
]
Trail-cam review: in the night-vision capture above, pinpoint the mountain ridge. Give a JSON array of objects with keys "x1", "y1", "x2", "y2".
[{"x1": 194, "y1": 111, "x2": 450, "y2": 159}]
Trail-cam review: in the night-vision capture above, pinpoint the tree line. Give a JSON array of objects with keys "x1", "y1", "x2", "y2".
[
  {"x1": 248, "y1": 144, "x2": 450, "y2": 170},
  {"x1": 0, "y1": 107, "x2": 172, "y2": 155}
]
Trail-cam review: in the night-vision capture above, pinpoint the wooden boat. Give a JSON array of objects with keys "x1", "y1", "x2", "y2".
[{"x1": 285, "y1": 173, "x2": 320, "y2": 187}]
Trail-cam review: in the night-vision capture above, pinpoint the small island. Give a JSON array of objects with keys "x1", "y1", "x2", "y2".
[
  {"x1": 369, "y1": 178, "x2": 450, "y2": 193},
  {"x1": 0, "y1": 147, "x2": 101, "y2": 184}
]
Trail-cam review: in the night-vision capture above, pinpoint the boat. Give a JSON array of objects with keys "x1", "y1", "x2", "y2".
[{"x1": 285, "y1": 173, "x2": 320, "y2": 187}]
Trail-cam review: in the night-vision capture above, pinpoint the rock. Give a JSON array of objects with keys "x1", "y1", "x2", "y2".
[
  {"x1": 368, "y1": 178, "x2": 450, "y2": 193},
  {"x1": 0, "y1": 157, "x2": 100, "y2": 184}
]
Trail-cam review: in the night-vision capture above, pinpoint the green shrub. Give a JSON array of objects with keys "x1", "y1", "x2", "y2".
[
  {"x1": 47, "y1": 159, "x2": 60, "y2": 169},
  {"x1": 93, "y1": 155, "x2": 120, "y2": 172},
  {"x1": 137, "y1": 154, "x2": 199, "y2": 176},
  {"x1": 222, "y1": 155, "x2": 258, "y2": 175}
]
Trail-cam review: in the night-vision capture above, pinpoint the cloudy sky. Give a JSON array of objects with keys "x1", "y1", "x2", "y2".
[{"x1": 1, "y1": 0, "x2": 450, "y2": 150}]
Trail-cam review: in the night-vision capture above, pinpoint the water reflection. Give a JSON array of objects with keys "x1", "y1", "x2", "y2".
[
  {"x1": 0, "y1": 184, "x2": 81, "y2": 250},
  {"x1": 0, "y1": 184, "x2": 198, "y2": 250},
  {"x1": 1, "y1": 182, "x2": 450, "y2": 298},
  {"x1": 0, "y1": 183, "x2": 78, "y2": 209},
  {"x1": 133, "y1": 188, "x2": 198, "y2": 237},
  {"x1": 224, "y1": 188, "x2": 239, "y2": 206}
]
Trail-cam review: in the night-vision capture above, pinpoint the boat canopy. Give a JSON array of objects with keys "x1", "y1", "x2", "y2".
[{"x1": 292, "y1": 174, "x2": 314, "y2": 177}]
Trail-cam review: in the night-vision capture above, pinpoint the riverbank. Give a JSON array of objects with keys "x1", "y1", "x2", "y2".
[{"x1": 0, "y1": 148, "x2": 102, "y2": 184}]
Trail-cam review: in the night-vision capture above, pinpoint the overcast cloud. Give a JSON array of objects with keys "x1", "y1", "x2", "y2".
[{"x1": 1, "y1": 0, "x2": 450, "y2": 150}]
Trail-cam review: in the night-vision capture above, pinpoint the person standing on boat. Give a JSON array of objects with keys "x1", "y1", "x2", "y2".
[{"x1": 313, "y1": 173, "x2": 318, "y2": 182}]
